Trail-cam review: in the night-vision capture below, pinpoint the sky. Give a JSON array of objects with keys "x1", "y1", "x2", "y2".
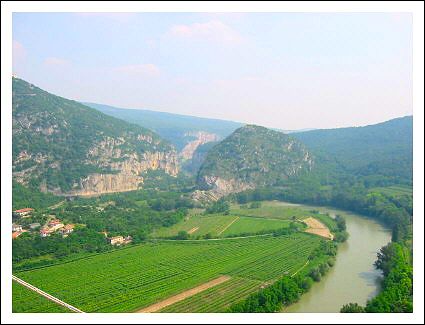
[{"x1": 12, "y1": 12, "x2": 413, "y2": 130}]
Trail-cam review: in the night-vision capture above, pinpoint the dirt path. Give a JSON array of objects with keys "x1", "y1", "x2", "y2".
[
  {"x1": 303, "y1": 217, "x2": 334, "y2": 240},
  {"x1": 47, "y1": 200, "x2": 66, "y2": 210},
  {"x1": 12, "y1": 275, "x2": 84, "y2": 313},
  {"x1": 187, "y1": 227, "x2": 199, "y2": 234},
  {"x1": 291, "y1": 261, "x2": 310, "y2": 277},
  {"x1": 136, "y1": 275, "x2": 231, "y2": 313},
  {"x1": 217, "y1": 216, "x2": 240, "y2": 236}
]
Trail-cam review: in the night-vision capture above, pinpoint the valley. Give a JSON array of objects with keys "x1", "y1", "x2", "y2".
[{"x1": 11, "y1": 78, "x2": 413, "y2": 314}]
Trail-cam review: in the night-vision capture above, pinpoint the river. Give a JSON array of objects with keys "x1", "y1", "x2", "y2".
[{"x1": 279, "y1": 202, "x2": 392, "y2": 313}]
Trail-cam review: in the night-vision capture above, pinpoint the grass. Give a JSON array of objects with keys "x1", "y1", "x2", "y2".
[
  {"x1": 14, "y1": 234, "x2": 321, "y2": 313},
  {"x1": 230, "y1": 202, "x2": 323, "y2": 221},
  {"x1": 220, "y1": 217, "x2": 293, "y2": 236},
  {"x1": 12, "y1": 281, "x2": 70, "y2": 313},
  {"x1": 150, "y1": 214, "x2": 237, "y2": 238}
]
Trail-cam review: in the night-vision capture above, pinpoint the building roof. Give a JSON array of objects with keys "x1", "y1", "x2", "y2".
[
  {"x1": 64, "y1": 224, "x2": 75, "y2": 230},
  {"x1": 49, "y1": 219, "x2": 61, "y2": 224},
  {"x1": 14, "y1": 208, "x2": 34, "y2": 213},
  {"x1": 40, "y1": 228, "x2": 52, "y2": 234},
  {"x1": 12, "y1": 232, "x2": 22, "y2": 239}
]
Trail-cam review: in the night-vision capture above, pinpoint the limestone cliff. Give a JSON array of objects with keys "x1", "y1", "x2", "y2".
[{"x1": 179, "y1": 131, "x2": 219, "y2": 161}]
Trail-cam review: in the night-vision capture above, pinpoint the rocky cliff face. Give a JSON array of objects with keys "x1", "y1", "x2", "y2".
[
  {"x1": 179, "y1": 131, "x2": 219, "y2": 161},
  {"x1": 195, "y1": 125, "x2": 314, "y2": 200},
  {"x1": 12, "y1": 77, "x2": 179, "y2": 196}
]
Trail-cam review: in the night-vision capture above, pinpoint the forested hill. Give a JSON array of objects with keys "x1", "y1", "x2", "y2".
[
  {"x1": 196, "y1": 125, "x2": 314, "y2": 197},
  {"x1": 12, "y1": 78, "x2": 179, "y2": 195},
  {"x1": 293, "y1": 116, "x2": 413, "y2": 184},
  {"x1": 84, "y1": 102, "x2": 243, "y2": 151}
]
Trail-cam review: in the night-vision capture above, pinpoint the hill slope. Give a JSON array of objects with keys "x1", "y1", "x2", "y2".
[
  {"x1": 196, "y1": 125, "x2": 314, "y2": 198},
  {"x1": 12, "y1": 78, "x2": 179, "y2": 195},
  {"x1": 84, "y1": 102, "x2": 243, "y2": 152},
  {"x1": 293, "y1": 116, "x2": 413, "y2": 184}
]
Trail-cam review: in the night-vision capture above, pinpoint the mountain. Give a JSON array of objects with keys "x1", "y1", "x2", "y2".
[
  {"x1": 12, "y1": 78, "x2": 179, "y2": 196},
  {"x1": 83, "y1": 102, "x2": 243, "y2": 152},
  {"x1": 195, "y1": 125, "x2": 314, "y2": 198},
  {"x1": 293, "y1": 116, "x2": 413, "y2": 184}
]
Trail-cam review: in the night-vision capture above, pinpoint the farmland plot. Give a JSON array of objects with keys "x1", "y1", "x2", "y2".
[{"x1": 14, "y1": 234, "x2": 321, "y2": 313}]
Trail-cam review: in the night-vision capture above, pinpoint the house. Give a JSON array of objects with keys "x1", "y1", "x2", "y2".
[
  {"x1": 13, "y1": 208, "x2": 34, "y2": 217},
  {"x1": 108, "y1": 236, "x2": 124, "y2": 245},
  {"x1": 48, "y1": 219, "x2": 64, "y2": 231},
  {"x1": 123, "y1": 235, "x2": 133, "y2": 244},
  {"x1": 40, "y1": 228, "x2": 52, "y2": 237},
  {"x1": 60, "y1": 224, "x2": 75, "y2": 236},
  {"x1": 12, "y1": 224, "x2": 22, "y2": 232},
  {"x1": 12, "y1": 231, "x2": 22, "y2": 239},
  {"x1": 29, "y1": 223, "x2": 41, "y2": 230}
]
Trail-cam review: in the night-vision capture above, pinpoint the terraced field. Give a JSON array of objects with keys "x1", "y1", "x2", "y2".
[
  {"x1": 12, "y1": 281, "x2": 70, "y2": 313},
  {"x1": 14, "y1": 234, "x2": 321, "y2": 313}
]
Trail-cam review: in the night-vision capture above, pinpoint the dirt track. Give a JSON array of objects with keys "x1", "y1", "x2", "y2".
[
  {"x1": 303, "y1": 217, "x2": 334, "y2": 240},
  {"x1": 136, "y1": 275, "x2": 231, "y2": 313},
  {"x1": 217, "y1": 217, "x2": 240, "y2": 235},
  {"x1": 187, "y1": 227, "x2": 199, "y2": 234}
]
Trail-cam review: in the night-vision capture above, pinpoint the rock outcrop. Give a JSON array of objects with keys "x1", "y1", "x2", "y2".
[{"x1": 179, "y1": 131, "x2": 219, "y2": 161}]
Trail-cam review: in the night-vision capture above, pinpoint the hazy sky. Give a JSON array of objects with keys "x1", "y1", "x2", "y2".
[{"x1": 13, "y1": 12, "x2": 412, "y2": 130}]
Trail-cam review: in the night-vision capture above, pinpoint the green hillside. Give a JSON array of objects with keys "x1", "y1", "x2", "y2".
[
  {"x1": 294, "y1": 116, "x2": 413, "y2": 185},
  {"x1": 12, "y1": 78, "x2": 176, "y2": 193},
  {"x1": 197, "y1": 125, "x2": 313, "y2": 192}
]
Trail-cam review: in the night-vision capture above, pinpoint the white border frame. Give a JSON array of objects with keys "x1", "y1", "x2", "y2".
[{"x1": 1, "y1": 1, "x2": 424, "y2": 324}]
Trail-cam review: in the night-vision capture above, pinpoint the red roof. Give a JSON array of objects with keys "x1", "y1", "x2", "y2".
[
  {"x1": 12, "y1": 232, "x2": 22, "y2": 239},
  {"x1": 14, "y1": 208, "x2": 34, "y2": 213},
  {"x1": 64, "y1": 224, "x2": 75, "y2": 230}
]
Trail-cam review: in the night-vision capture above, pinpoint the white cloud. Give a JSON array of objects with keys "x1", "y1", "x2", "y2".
[
  {"x1": 113, "y1": 64, "x2": 160, "y2": 77},
  {"x1": 169, "y1": 20, "x2": 243, "y2": 43}
]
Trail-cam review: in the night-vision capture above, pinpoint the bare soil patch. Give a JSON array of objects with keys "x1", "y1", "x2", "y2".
[
  {"x1": 303, "y1": 217, "x2": 334, "y2": 240},
  {"x1": 136, "y1": 275, "x2": 231, "y2": 313},
  {"x1": 187, "y1": 227, "x2": 199, "y2": 234}
]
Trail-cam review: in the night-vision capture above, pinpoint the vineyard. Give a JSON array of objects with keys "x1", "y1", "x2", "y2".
[
  {"x1": 12, "y1": 281, "x2": 70, "y2": 313},
  {"x1": 13, "y1": 233, "x2": 321, "y2": 313}
]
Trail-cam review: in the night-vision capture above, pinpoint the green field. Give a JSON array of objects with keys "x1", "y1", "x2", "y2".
[
  {"x1": 220, "y1": 216, "x2": 293, "y2": 236},
  {"x1": 151, "y1": 213, "x2": 294, "y2": 239},
  {"x1": 160, "y1": 276, "x2": 262, "y2": 313},
  {"x1": 14, "y1": 234, "x2": 321, "y2": 313},
  {"x1": 370, "y1": 185, "x2": 413, "y2": 197},
  {"x1": 151, "y1": 214, "x2": 237, "y2": 238},
  {"x1": 12, "y1": 281, "x2": 70, "y2": 313},
  {"x1": 230, "y1": 201, "x2": 323, "y2": 221}
]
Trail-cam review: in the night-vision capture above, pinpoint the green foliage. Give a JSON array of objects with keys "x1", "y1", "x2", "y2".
[
  {"x1": 294, "y1": 116, "x2": 413, "y2": 184},
  {"x1": 12, "y1": 78, "x2": 173, "y2": 192},
  {"x1": 12, "y1": 181, "x2": 61, "y2": 210},
  {"x1": 198, "y1": 125, "x2": 313, "y2": 189},
  {"x1": 205, "y1": 198, "x2": 230, "y2": 215},
  {"x1": 340, "y1": 303, "x2": 365, "y2": 313},
  {"x1": 249, "y1": 201, "x2": 262, "y2": 209},
  {"x1": 176, "y1": 230, "x2": 189, "y2": 240}
]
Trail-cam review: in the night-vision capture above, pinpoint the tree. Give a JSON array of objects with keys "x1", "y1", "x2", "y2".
[
  {"x1": 341, "y1": 303, "x2": 365, "y2": 313},
  {"x1": 176, "y1": 230, "x2": 189, "y2": 240}
]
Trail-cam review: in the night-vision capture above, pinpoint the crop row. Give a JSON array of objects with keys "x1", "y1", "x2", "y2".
[{"x1": 15, "y1": 234, "x2": 321, "y2": 312}]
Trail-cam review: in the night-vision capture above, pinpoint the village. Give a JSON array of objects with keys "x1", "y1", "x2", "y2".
[{"x1": 12, "y1": 207, "x2": 132, "y2": 246}]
